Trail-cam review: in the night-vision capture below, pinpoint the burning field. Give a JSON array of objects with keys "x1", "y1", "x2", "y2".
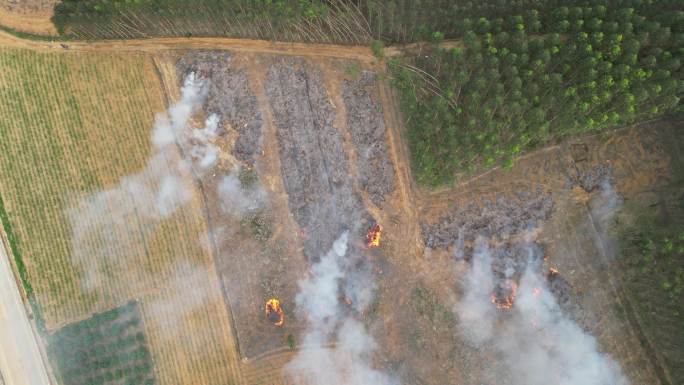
[
  {"x1": 71, "y1": 51, "x2": 679, "y2": 385},
  {"x1": 0, "y1": 37, "x2": 679, "y2": 385},
  {"x1": 158, "y1": 50, "x2": 399, "y2": 373},
  {"x1": 179, "y1": 48, "x2": 678, "y2": 384},
  {"x1": 403, "y1": 123, "x2": 680, "y2": 385}
]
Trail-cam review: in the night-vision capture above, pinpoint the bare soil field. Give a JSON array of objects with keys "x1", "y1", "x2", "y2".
[
  {"x1": 0, "y1": 28, "x2": 680, "y2": 385},
  {"x1": 0, "y1": 1, "x2": 57, "y2": 35}
]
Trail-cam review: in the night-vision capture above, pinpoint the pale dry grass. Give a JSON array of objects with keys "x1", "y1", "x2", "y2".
[
  {"x1": 0, "y1": 46, "x2": 247, "y2": 384},
  {"x1": 242, "y1": 350, "x2": 297, "y2": 385},
  {"x1": 0, "y1": 47, "x2": 187, "y2": 327},
  {"x1": 140, "y1": 262, "x2": 244, "y2": 385},
  {"x1": 0, "y1": 0, "x2": 57, "y2": 35}
]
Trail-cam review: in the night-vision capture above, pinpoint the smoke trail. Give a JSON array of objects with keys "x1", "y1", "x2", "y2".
[
  {"x1": 456, "y1": 238, "x2": 628, "y2": 385},
  {"x1": 588, "y1": 180, "x2": 624, "y2": 261},
  {"x1": 67, "y1": 73, "x2": 262, "y2": 292},
  {"x1": 285, "y1": 232, "x2": 397, "y2": 385},
  {"x1": 217, "y1": 173, "x2": 265, "y2": 216},
  {"x1": 454, "y1": 183, "x2": 629, "y2": 385}
]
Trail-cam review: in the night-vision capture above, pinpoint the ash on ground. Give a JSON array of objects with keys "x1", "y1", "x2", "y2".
[
  {"x1": 341, "y1": 71, "x2": 396, "y2": 206},
  {"x1": 177, "y1": 51, "x2": 263, "y2": 165},
  {"x1": 422, "y1": 190, "x2": 554, "y2": 250},
  {"x1": 265, "y1": 57, "x2": 370, "y2": 260},
  {"x1": 422, "y1": 189, "x2": 582, "y2": 317},
  {"x1": 567, "y1": 163, "x2": 614, "y2": 192}
]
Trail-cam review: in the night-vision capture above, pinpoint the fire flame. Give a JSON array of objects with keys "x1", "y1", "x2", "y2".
[
  {"x1": 366, "y1": 224, "x2": 381, "y2": 248},
  {"x1": 490, "y1": 279, "x2": 518, "y2": 310},
  {"x1": 265, "y1": 298, "x2": 284, "y2": 327},
  {"x1": 532, "y1": 287, "x2": 542, "y2": 297}
]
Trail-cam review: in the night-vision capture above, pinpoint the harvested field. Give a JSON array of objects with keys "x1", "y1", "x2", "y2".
[
  {"x1": 0, "y1": 46, "x2": 247, "y2": 385},
  {"x1": 0, "y1": 47, "x2": 174, "y2": 326},
  {"x1": 140, "y1": 263, "x2": 243, "y2": 385},
  {"x1": 242, "y1": 350, "x2": 297, "y2": 385}
]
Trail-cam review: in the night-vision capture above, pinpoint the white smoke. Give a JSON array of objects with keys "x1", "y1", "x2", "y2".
[
  {"x1": 66, "y1": 73, "x2": 253, "y2": 292},
  {"x1": 217, "y1": 173, "x2": 265, "y2": 216},
  {"x1": 453, "y1": 183, "x2": 629, "y2": 385},
  {"x1": 285, "y1": 232, "x2": 396, "y2": 385},
  {"x1": 455, "y1": 238, "x2": 496, "y2": 344},
  {"x1": 588, "y1": 180, "x2": 623, "y2": 260}
]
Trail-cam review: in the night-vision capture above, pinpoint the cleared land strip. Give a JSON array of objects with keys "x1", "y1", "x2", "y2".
[
  {"x1": 0, "y1": 232, "x2": 51, "y2": 385},
  {"x1": 0, "y1": 30, "x2": 378, "y2": 64}
]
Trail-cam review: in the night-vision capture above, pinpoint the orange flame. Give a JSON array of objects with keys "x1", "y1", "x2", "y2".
[
  {"x1": 490, "y1": 280, "x2": 518, "y2": 310},
  {"x1": 532, "y1": 287, "x2": 542, "y2": 297},
  {"x1": 265, "y1": 298, "x2": 284, "y2": 327},
  {"x1": 366, "y1": 224, "x2": 381, "y2": 248}
]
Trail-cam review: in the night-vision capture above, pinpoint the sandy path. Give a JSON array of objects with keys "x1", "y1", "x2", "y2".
[
  {"x1": 0, "y1": 235, "x2": 51, "y2": 385},
  {"x1": 0, "y1": 29, "x2": 378, "y2": 64}
]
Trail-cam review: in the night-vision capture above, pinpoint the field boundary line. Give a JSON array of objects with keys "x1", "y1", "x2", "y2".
[{"x1": 0, "y1": 29, "x2": 379, "y2": 62}]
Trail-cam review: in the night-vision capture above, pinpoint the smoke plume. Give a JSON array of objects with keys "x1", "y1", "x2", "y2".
[
  {"x1": 454, "y1": 182, "x2": 628, "y2": 385},
  {"x1": 284, "y1": 232, "x2": 396, "y2": 385},
  {"x1": 588, "y1": 180, "x2": 624, "y2": 261},
  {"x1": 67, "y1": 73, "x2": 261, "y2": 292}
]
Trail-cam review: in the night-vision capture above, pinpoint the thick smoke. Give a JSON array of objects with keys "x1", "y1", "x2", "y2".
[
  {"x1": 454, "y1": 183, "x2": 628, "y2": 385},
  {"x1": 284, "y1": 232, "x2": 396, "y2": 385},
  {"x1": 456, "y1": 239, "x2": 628, "y2": 385}
]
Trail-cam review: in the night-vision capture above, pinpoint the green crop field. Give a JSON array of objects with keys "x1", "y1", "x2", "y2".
[{"x1": 48, "y1": 301, "x2": 156, "y2": 385}]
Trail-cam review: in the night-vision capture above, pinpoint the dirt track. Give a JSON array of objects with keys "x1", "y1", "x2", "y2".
[{"x1": 0, "y1": 29, "x2": 379, "y2": 65}]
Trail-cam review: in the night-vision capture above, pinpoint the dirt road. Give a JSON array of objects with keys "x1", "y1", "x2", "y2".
[
  {"x1": 0, "y1": 237, "x2": 51, "y2": 385},
  {"x1": 0, "y1": 29, "x2": 379, "y2": 65}
]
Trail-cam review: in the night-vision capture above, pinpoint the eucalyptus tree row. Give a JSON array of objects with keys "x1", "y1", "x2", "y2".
[{"x1": 392, "y1": 4, "x2": 682, "y2": 185}]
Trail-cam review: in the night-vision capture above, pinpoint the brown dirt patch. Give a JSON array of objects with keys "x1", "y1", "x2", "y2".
[{"x1": 0, "y1": 0, "x2": 57, "y2": 36}]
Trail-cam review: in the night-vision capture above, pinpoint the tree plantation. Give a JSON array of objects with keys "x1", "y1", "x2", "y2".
[{"x1": 392, "y1": 4, "x2": 682, "y2": 185}]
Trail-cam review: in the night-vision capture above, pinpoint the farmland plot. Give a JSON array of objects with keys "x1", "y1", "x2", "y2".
[
  {"x1": 0, "y1": 47, "x2": 246, "y2": 385},
  {"x1": 0, "y1": 47, "x2": 203, "y2": 328},
  {"x1": 47, "y1": 300, "x2": 155, "y2": 385}
]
